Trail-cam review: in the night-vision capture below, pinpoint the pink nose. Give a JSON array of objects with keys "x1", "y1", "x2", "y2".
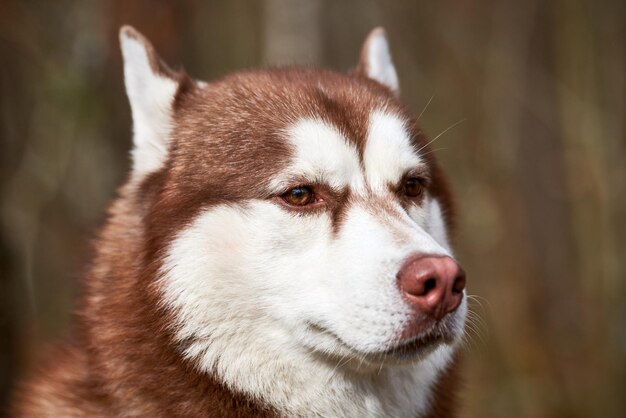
[{"x1": 397, "y1": 255, "x2": 466, "y2": 320}]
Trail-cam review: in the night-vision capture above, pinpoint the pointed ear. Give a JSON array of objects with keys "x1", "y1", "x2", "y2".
[
  {"x1": 356, "y1": 27, "x2": 399, "y2": 93},
  {"x1": 120, "y1": 25, "x2": 181, "y2": 180}
]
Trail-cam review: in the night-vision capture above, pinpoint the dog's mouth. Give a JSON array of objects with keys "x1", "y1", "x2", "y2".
[
  {"x1": 382, "y1": 327, "x2": 455, "y2": 361},
  {"x1": 305, "y1": 317, "x2": 459, "y2": 365}
]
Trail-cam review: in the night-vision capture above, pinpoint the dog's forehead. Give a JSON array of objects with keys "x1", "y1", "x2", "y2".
[
  {"x1": 274, "y1": 111, "x2": 422, "y2": 195},
  {"x1": 171, "y1": 69, "x2": 429, "y2": 195}
]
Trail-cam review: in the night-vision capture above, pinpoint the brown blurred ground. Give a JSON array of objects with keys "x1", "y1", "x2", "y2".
[{"x1": 1, "y1": 1, "x2": 625, "y2": 417}]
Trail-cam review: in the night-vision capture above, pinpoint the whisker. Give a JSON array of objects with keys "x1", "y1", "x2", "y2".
[
  {"x1": 417, "y1": 118, "x2": 467, "y2": 154},
  {"x1": 467, "y1": 294, "x2": 492, "y2": 312},
  {"x1": 461, "y1": 321, "x2": 482, "y2": 351},
  {"x1": 459, "y1": 332, "x2": 474, "y2": 352},
  {"x1": 467, "y1": 296, "x2": 491, "y2": 336},
  {"x1": 469, "y1": 308, "x2": 488, "y2": 327},
  {"x1": 463, "y1": 304, "x2": 489, "y2": 350},
  {"x1": 465, "y1": 317, "x2": 487, "y2": 347},
  {"x1": 356, "y1": 353, "x2": 366, "y2": 373},
  {"x1": 417, "y1": 94, "x2": 435, "y2": 121},
  {"x1": 376, "y1": 354, "x2": 386, "y2": 376},
  {"x1": 327, "y1": 352, "x2": 354, "y2": 383}
]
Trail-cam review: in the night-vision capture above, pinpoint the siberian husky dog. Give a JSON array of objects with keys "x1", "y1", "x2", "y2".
[{"x1": 13, "y1": 26, "x2": 467, "y2": 417}]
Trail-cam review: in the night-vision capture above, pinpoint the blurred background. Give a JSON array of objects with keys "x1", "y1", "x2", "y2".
[{"x1": 1, "y1": 0, "x2": 624, "y2": 417}]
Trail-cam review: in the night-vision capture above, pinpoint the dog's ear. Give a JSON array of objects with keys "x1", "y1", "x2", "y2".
[
  {"x1": 356, "y1": 27, "x2": 399, "y2": 94},
  {"x1": 120, "y1": 25, "x2": 182, "y2": 180}
]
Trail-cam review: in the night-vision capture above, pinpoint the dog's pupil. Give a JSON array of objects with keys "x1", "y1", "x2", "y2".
[
  {"x1": 290, "y1": 187, "x2": 310, "y2": 204},
  {"x1": 406, "y1": 179, "x2": 422, "y2": 197}
]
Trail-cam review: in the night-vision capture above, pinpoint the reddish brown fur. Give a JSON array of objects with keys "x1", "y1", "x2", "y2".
[{"x1": 12, "y1": 32, "x2": 460, "y2": 418}]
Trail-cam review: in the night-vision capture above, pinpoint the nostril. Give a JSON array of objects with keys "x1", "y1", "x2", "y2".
[
  {"x1": 422, "y1": 277, "x2": 437, "y2": 295},
  {"x1": 452, "y1": 273, "x2": 466, "y2": 294}
]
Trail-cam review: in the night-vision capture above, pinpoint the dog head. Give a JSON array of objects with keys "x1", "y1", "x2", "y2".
[{"x1": 119, "y1": 26, "x2": 466, "y2": 375}]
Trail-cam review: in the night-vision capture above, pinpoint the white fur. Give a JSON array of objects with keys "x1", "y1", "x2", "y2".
[
  {"x1": 120, "y1": 31, "x2": 178, "y2": 180},
  {"x1": 427, "y1": 199, "x2": 451, "y2": 250},
  {"x1": 159, "y1": 116, "x2": 466, "y2": 417},
  {"x1": 270, "y1": 119, "x2": 365, "y2": 193},
  {"x1": 364, "y1": 111, "x2": 422, "y2": 191},
  {"x1": 362, "y1": 28, "x2": 399, "y2": 92}
]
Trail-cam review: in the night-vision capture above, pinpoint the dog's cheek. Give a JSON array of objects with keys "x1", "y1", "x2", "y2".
[
  {"x1": 158, "y1": 202, "x2": 336, "y2": 364},
  {"x1": 240, "y1": 202, "x2": 340, "y2": 319},
  {"x1": 159, "y1": 205, "x2": 261, "y2": 330},
  {"x1": 160, "y1": 201, "x2": 337, "y2": 319}
]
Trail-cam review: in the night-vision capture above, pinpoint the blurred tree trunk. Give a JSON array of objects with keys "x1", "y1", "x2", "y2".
[
  {"x1": 262, "y1": 0, "x2": 322, "y2": 65},
  {"x1": 514, "y1": 2, "x2": 582, "y2": 414},
  {"x1": 0, "y1": 236, "x2": 16, "y2": 417}
]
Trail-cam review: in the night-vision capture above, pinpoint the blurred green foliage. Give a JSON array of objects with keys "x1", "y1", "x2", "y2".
[{"x1": 1, "y1": 1, "x2": 624, "y2": 417}]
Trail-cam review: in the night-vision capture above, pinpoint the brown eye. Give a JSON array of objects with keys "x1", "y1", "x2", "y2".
[
  {"x1": 404, "y1": 177, "x2": 424, "y2": 197},
  {"x1": 282, "y1": 186, "x2": 315, "y2": 206}
]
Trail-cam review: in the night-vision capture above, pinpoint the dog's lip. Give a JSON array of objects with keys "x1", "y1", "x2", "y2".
[
  {"x1": 305, "y1": 319, "x2": 455, "y2": 360},
  {"x1": 381, "y1": 329, "x2": 452, "y2": 360}
]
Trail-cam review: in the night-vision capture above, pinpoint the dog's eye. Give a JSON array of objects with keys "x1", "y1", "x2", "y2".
[
  {"x1": 282, "y1": 186, "x2": 315, "y2": 206},
  {"x1": 404, "y1": 178, "x2": 424, "y2": 197}
]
